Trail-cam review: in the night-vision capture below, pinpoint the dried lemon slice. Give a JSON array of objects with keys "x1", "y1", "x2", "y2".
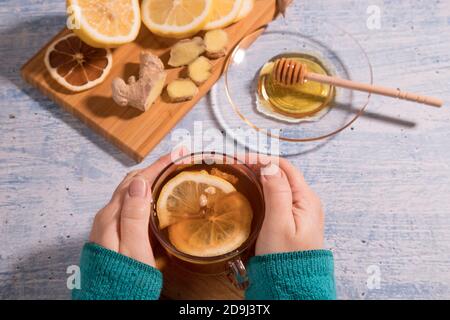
[
  {"x1": 67, "y1": 0, "x2": 141, "y2": 48},
  {"x1": 156, "y1": 170, "x2": 236, "y2": 229},
  {"x1": 44, "y1": 33, "x2": 112, "y2": 92},
  {"x1": 204, "y1": 0, "x2": 243, "y2": 30},
  {"x1": 168, "y1": 191, "x2": 253, "y2": 257},
  {"x1": 141, "y1": 0, "x2": 213, "y2": 38}
]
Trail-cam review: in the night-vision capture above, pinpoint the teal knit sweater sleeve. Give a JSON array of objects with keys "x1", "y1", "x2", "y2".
[
  {"x1": 72, "y1": 243, "x2": 334, "y2": 300},
  {"x1": 245, "y1": 250, "x2": 336, "y2": 300},
  {"x1": 72, "y1": 243, "x2": 163, "y2": 300}
]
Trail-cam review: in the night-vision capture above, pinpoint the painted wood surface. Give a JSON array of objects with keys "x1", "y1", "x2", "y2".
[{"x1": 1, "y1": 0, "x2": 449, "y2": 299}]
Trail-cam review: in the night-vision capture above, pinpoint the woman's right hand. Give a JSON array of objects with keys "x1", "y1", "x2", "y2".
[{"x1": 252, "y1": 157, "x2": 325, "y2": 255}]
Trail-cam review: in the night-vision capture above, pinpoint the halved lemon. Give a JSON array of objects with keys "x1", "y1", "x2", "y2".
[
  {"x1": 168, "y1": 191, "x2": 253, "y2": 257},
  {"x1": 233, "y1": 0, "x2": 254, "y2": 22},
  {"x1": 156, "y1": 170, "x2": 236, "y2": 229},
  {"x1": 67, "y1": 0, "x2": 141, "y2": 48},
  {"x1": 141, "y1": 0, "x2": 213, "y2": 38},
  {"x1": 44, "y1": 33, "x2": 112, "y2": 92},
  {"x1": 203, "y1": 0, "x2": 243, "y2": 30}
]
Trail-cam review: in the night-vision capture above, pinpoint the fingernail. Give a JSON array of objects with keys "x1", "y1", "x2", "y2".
[
  {"x1": 129, "y1": 177, "x2": 147, "y2": 198},
  {"x1": 260, "y1": 163, "x2": 282, "y2": 178}
]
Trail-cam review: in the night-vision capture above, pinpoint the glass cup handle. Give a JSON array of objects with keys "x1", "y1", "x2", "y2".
[{"x1": 227, "y1": 258, "x2": 249, "y2": 290}]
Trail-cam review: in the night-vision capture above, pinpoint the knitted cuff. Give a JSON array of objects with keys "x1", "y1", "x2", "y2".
[
  {"x1": 72, "y1": 243, "x2": 163, "y2": 300},
  {"x1": 245, "y1": 250, "x2": 336, "y2": 300}
]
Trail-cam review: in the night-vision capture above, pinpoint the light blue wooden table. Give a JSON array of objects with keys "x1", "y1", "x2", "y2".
[{"x1": 1, "y1": 0, "x2": 449, "y2": 299}]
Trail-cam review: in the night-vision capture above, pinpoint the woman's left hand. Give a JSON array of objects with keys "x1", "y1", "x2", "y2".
[{"x1": 89, "y1": 153, "x2": 174, "y2": 267}]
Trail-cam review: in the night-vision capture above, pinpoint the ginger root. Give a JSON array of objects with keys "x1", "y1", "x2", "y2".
[
  {"x1": 204, "y1": 29, "x2": 228, "y2": 59},
  {"x1": 168, "y1": 37, "x2": 205, "y2": 67},
  {"x1": 188, "y1": 56, "x2": 212, "y2": 85},
  {"x1": 112, "y1": 51, "x2": 166, "y2": 111},
  {"x1": 166, "y1": 79, "x2": 199, "y2": 102}
]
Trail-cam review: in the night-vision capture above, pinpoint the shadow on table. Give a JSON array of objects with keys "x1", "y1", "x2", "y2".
[
  {"x1": 0, "y1": 15, "x2": 136, "y2": 167},
  {"x1": 0, "y1": 237, "x2": 85, "y2": 300},
  {"x1": 333, "y1": 102, "x2": 417, "y2": 128},
  {"x1": 207, "y1": 87, "x2": 417, "y2": 157}
]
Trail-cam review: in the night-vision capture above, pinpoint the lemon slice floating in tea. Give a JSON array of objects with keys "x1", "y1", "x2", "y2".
[
  {"x1": 157, "y1": 170, "x2": 236, "y2": 229},
  {"x1": 168, "y1": 191, "x2": 253, "y2": 257},
  {"x1": 156, "y1": 170, "x2": 253, "y2": 257}
]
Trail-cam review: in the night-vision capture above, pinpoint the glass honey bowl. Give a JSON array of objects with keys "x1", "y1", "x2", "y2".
[{"x1": 211, "y1": 21, "x2": 373, "y2": 155}]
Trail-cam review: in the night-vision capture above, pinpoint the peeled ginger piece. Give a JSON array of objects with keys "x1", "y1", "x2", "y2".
[
  {"x1": 188, "y1": 56, "x2": 212, "y2": 85},
  {"x1": 167, "y1": 79, "x2": 199, "y2": 102},
  {"x1": 204, "y1": 29, "x2": 229, "y2": 59},
  {"x1": 168, "y1": 37, "x2": 205, "y2": 67}
]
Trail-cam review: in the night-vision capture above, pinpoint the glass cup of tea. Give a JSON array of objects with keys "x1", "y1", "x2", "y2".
[{"x1": 149, "y1": 152, "x2": 265, "y2": 289}]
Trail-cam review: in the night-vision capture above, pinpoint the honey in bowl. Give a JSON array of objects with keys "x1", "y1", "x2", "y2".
[
  {"x1": 154, "y1": 164, "x2": 260, "y2": 259},
  {"x1": 257, "y1": 53, "x2": 335, "y2": 122}
]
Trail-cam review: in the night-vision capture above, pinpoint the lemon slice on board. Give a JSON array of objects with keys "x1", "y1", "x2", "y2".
[
  {"x1": 204, "y1": 0, "x2": 243, "y2": 30},
  {"x1": 141, "y1": 0, "x2": 213, "y2": 38},
  {"x1": 44, "y1": 33, "x2": 112, "y2": 92},
  {"x1": 67, "y1": 0, "x2": 141, "y2": 48},
  {"x1": 233, "y1": 0, "x2": 254, "y2": 22},
  {"x1": 168, "y1": 191, "x2": 253, "y2": 257},
  {"x1": 156, "y1": 170, "x2": 236, "y2": 229}
]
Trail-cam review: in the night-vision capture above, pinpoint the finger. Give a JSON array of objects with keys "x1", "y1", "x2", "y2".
[
  {"x1": 238, "y1": 152, "x2": 267, "y2": 166},
  {"x1": 260, "y1": 163, "x2": 295, "y2": 231},
  {"x1": 242, "y1": 154, "x2": 313, "y2": 203},
  {"x1": 119, "y1": 177, "x2": 155, "y2": 266},
  {"x1": 106, "y1": 169, "x2": 143, "y2": 215},
  {"x1": 277, "y1": 158, "x2": 313, "y2": 202},
  {"x1": 139, "y1": 148, "x2": 187, "y2": 184},
  {"x1": 89, "y1": 206, "x2": 120, "y2": 251},
  {"x1": 89, "y1": 168, "x2": 144, "y2": 251},
  {"x1": 110, "y1": 148, "x2": 182, "y2": 206},
  {"x1": 114, "y1": 169, "x2": 141, "y2": 196},
  {"x1": 240, "y1": 152, "x2": 273, "y2": 175}
]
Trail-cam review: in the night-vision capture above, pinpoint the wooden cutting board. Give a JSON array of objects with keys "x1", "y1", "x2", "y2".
[{"x1": 21, "y1": 0, "x2": 279, "y2": 163}]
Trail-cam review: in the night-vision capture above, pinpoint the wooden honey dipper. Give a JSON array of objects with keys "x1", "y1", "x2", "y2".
[{"x1": 273, "y1": 58, "x2": 443, "y2": 107}]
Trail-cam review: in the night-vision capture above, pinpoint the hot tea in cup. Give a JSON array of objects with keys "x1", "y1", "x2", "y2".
[{"x1": 150, "y1": 152, "x2": 265, "y2": 288}]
